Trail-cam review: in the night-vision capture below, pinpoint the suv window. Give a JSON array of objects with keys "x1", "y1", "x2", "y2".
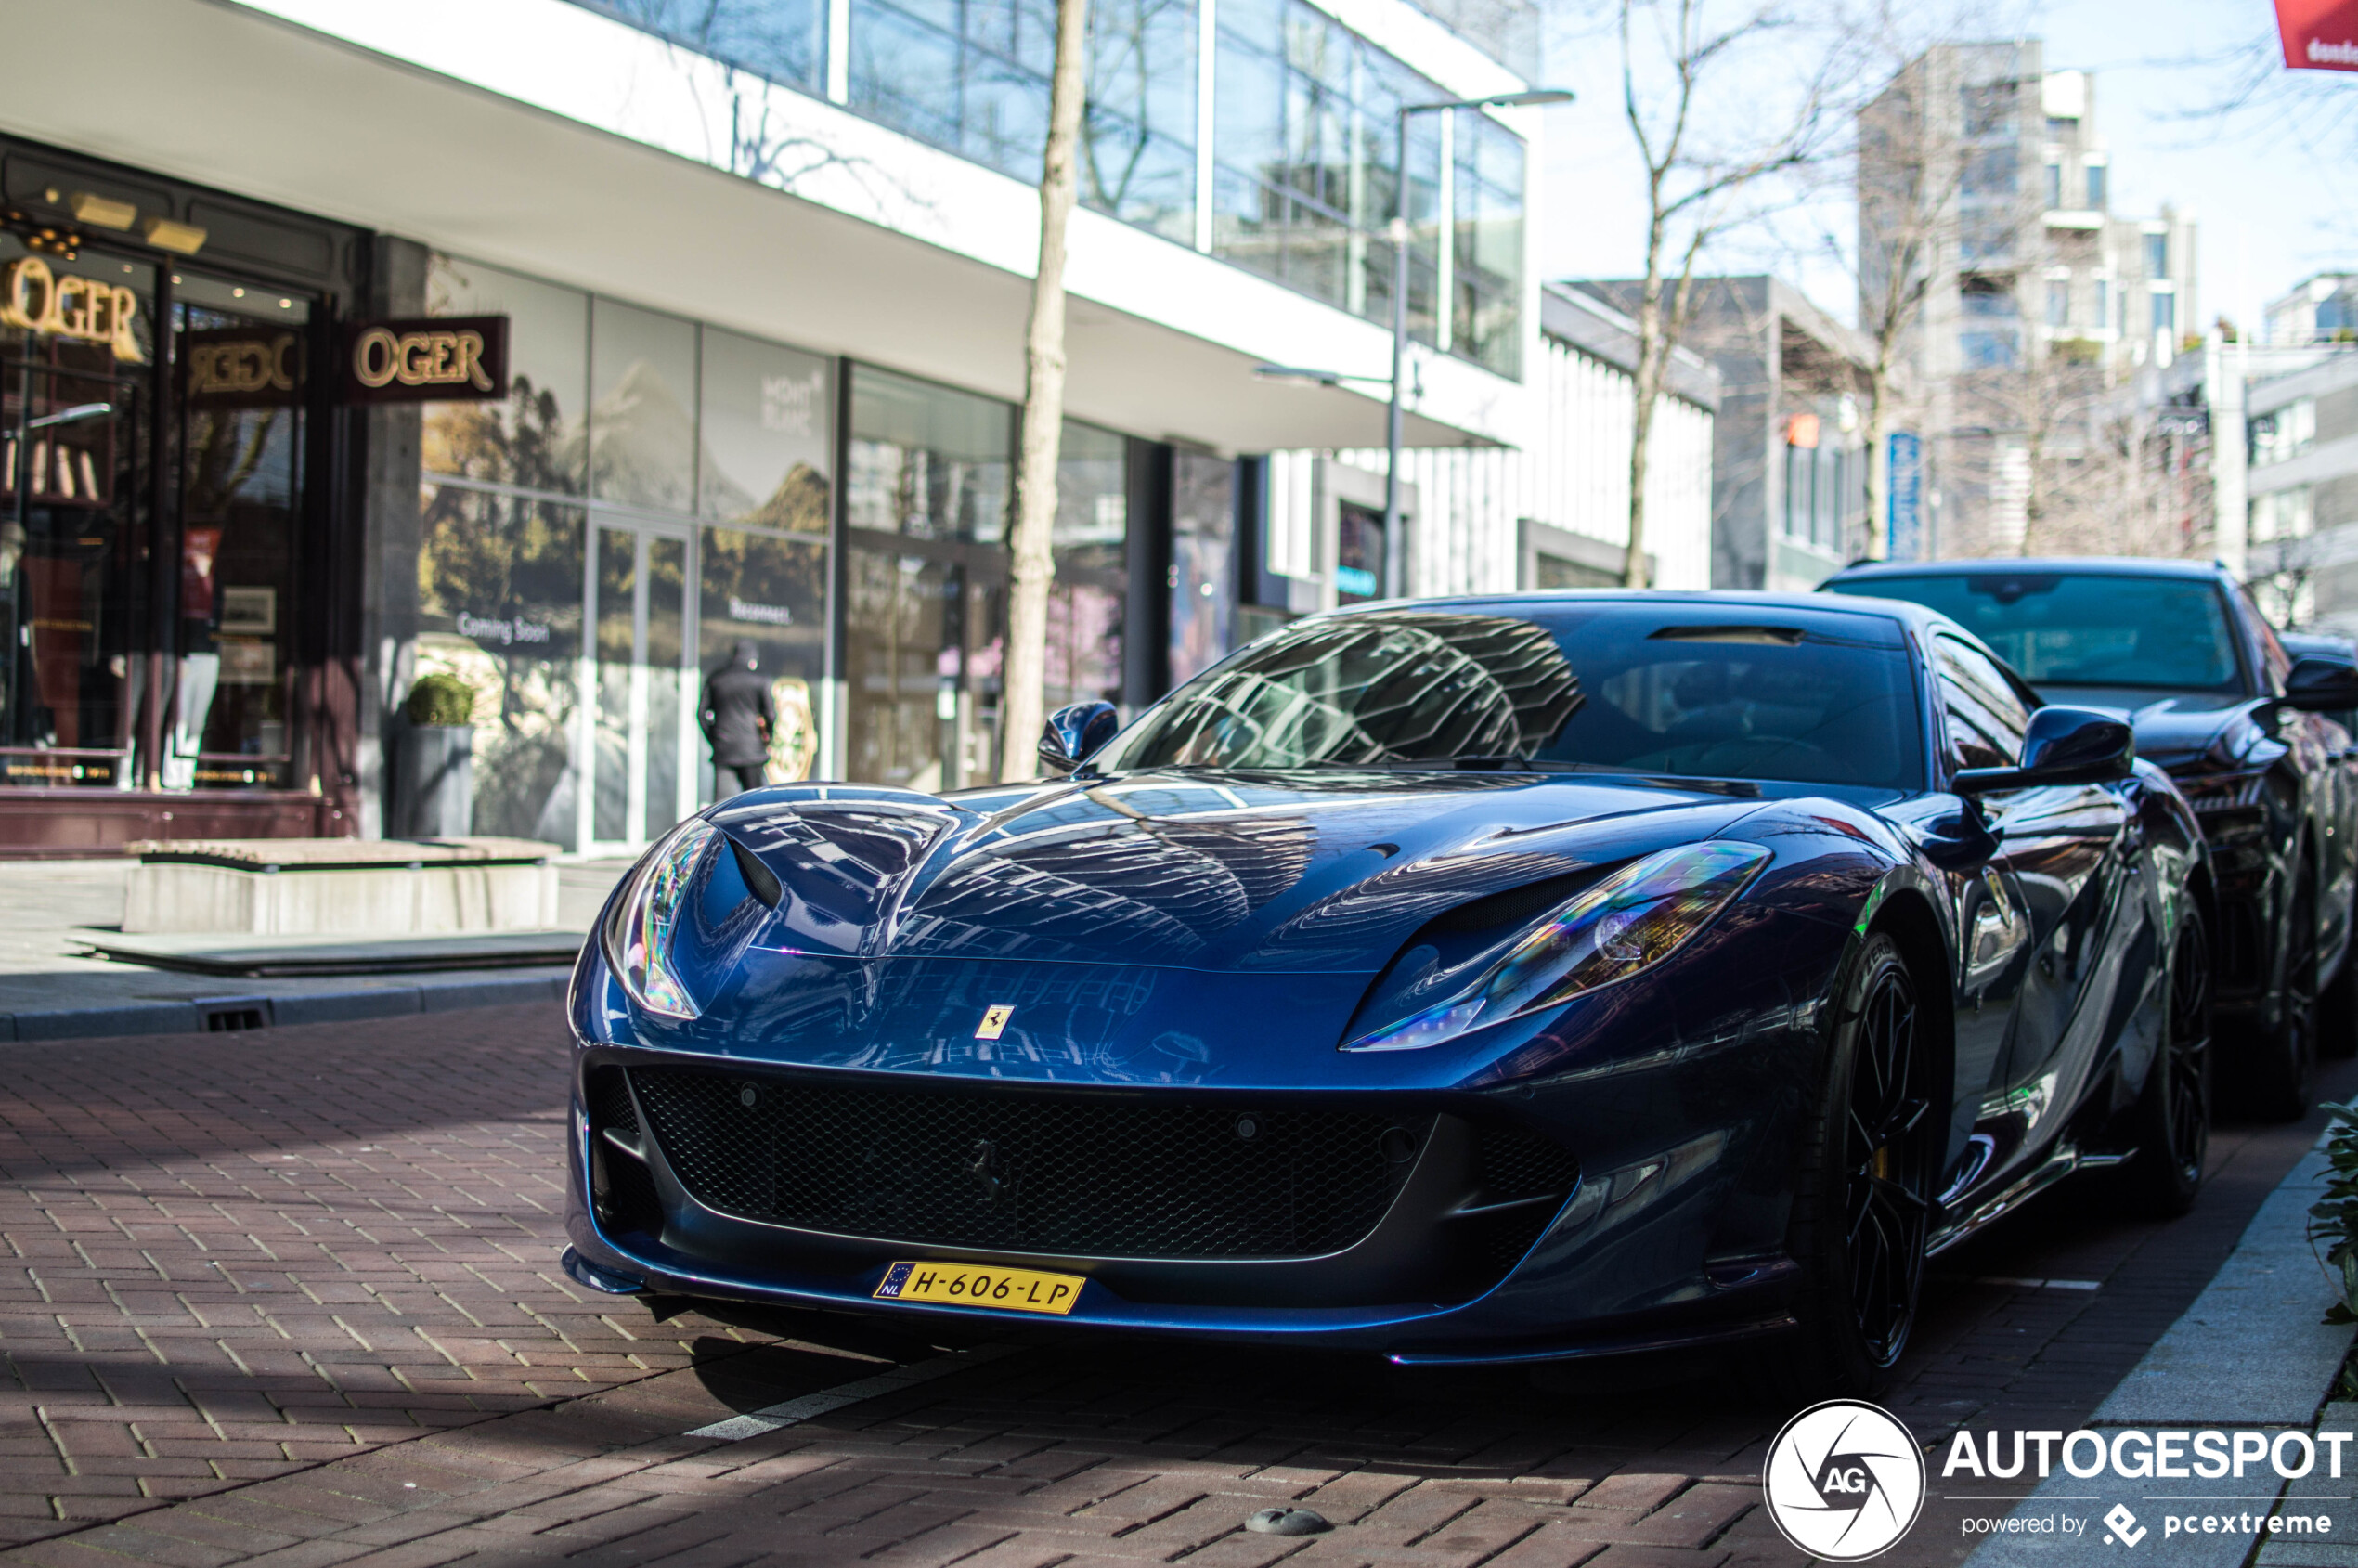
[
  {"x1": 1937, "y1": 635, "x2": 2030, "y2": 771},
  {"x1": 2237, "y1": 585, "x2": 2292, "y2": 691},
  {"x1": 1822, "y1": 571, "x2": 2244, "y2": 693}
]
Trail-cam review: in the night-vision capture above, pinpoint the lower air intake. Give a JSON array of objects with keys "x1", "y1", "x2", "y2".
[{"x1": 628, "y1": 1066, "x2": 1428, "y2": 1261}]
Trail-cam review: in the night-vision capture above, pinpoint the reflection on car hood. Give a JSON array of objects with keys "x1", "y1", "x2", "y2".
[
  {"x1": 2033, "y1": 686, "x2": 2273, "y2": 773},
  {"x1": 706, "y1": 770, "x2": 1780, "y2": 975}
]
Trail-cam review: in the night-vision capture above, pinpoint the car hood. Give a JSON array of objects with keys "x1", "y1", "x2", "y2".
[
  {"x1": 705, "y1": 770, "x2": 1788, "y2": 977},
  {"x1": 2033, "y1": 687, "x2": 2274, "y2": 773}
]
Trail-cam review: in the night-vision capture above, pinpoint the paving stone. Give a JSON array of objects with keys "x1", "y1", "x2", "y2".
[{"x1": 1, "y1": 1009, "x2": 2352, "y2": 1568}]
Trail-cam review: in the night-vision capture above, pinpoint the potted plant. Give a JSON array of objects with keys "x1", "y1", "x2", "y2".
[{"x1": 395, "y1": 673, "x2": 476, "y2": 838}]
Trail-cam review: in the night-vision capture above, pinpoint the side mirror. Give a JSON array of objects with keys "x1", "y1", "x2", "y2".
[
  {"x1": 1954, "y1": 706, "x2": 2135, "y2": 795},
  {"x1": 2283, "y1": 655, "x2": 2358, "y2": 714},
  {"x1": 1038, "y1": 700, "x2": 1120, "y2": 775}
]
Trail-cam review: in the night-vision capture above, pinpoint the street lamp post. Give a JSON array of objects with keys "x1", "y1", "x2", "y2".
[
  {"x1": 1385, "y1": 90, "x2": 1574, "y2": 598},
  {"x1": 1254, "y1": 88, "x2": 1571, "y2": 601}
]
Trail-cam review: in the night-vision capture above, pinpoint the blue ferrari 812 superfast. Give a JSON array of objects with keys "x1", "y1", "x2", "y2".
[{"x1": 564, "y1": 591, "x2": 2212, "y2": 1395}]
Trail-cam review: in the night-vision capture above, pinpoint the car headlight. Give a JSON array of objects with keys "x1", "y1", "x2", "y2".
[
  {"x1": 1341, "y1": 841, "x2": 1771, "y2": 1053},
  {"x1": 602, "y1": 820, "x2": 721, "y2": 1019}
]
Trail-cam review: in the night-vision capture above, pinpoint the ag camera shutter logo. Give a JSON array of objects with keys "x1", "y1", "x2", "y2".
[{"x1": 1763, "y1": 1400, "x2": 1926, "y2": 1560}]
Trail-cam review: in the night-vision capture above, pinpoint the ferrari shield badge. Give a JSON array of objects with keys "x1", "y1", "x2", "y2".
[{"x1": 975, "y1": 1004, "x2": 1015, "y2": 1041}]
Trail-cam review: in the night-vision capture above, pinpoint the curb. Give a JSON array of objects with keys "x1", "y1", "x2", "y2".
[
  {"x1": 0, "y1": 966, "x2": 573, "y2": 1042},
  {"x1": 1963, "y1": 1133, "x2": 2354, "y2": 1566}
]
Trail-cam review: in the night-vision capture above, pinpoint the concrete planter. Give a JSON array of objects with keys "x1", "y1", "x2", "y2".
[
  {"x1": 394, "y1": 724, "x2": 474, "y2": 838},
  {"x1": 121, "y1": 836, "x2": 563, "y2": 935}
]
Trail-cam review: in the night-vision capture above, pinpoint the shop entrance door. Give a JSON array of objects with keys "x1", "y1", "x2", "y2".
[{"x1": 583, "y1": 518, "x2": 694, "y2": 853}]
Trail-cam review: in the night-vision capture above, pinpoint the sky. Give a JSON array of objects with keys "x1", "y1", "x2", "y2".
[{"x1": 1534, "y1": 0, "x2": 2358, "y2": 332}]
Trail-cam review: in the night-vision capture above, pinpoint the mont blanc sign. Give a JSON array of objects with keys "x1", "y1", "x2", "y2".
[{"x1": 340, "y1": 315, "x2": 509, "y2": 405}]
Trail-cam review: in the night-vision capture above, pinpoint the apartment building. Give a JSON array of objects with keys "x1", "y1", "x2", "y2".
[{"x1": 1858, "y1": 42, "x2": 2199, "y2": 557}]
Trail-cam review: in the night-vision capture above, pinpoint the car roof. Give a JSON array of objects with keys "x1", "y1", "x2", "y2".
[
  {"x1": 1349, "y1": 589, "x2": 1933, "y2": 644},
  {"x1": 1823, "y1": 555, "x2": 2229, "y2": 584}
]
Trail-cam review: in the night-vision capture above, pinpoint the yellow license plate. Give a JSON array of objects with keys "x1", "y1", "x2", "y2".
[{"x1": 873, "y1": 1261, "x2": 1084, "y2": 1315}]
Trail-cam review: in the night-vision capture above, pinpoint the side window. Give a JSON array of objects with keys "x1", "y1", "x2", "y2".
[
  {"x1": 1937, "y1": 636, "x2": 2031, "y2": 771},
  {"x1": 2238, "y1": 586, "x2": 2292, "y2": 691}
]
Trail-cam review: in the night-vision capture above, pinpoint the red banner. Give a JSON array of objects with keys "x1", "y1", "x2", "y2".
[{"x1": 2278, "y1": 0, "x2": 2358, "y2": 71}]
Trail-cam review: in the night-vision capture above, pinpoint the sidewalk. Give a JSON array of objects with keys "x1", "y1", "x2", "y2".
[
  {"x1": 0, "y1": 858, "x2": 634, "y2": 1040},
  {"x1": 1963, "y1": 1131, "x2": 2358, "y2": 1567}
]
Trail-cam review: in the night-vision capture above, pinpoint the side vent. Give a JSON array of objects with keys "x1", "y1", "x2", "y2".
[
  {"x1": 203, "y1": 1004, "x2": 270, "y2": 1032},
  {"x1": 585, "y1": 1067, "x2": 662, "y2": 1238},
  {"x1": 1458, "y1": 1122, "x2": 1583, "y2": 1277}
]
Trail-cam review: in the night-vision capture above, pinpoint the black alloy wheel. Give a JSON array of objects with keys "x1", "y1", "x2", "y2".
[
  {"x1": 2249, "y1": 868, "x2": 2318, "y2": 1122},
  {"x1": 1756, "y1": 932, "x2": 1937, "y2": 1399},
  {"x1": 1842, "y1": 952, "x2": 1934, "y2": 1367},
  {"x1": 2115, "y1": 903, "x2": 2213, "y2": 1216}
]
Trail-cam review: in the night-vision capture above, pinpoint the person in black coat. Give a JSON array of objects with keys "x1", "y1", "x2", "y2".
[{"x1": 700, "y1": 640, "x2": 775, "y2": 796}]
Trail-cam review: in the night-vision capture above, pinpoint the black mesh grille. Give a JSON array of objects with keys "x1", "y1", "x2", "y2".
[
  {"x1": 1475, "y1": 1123, "x2": 1581, "y2": 1201},
  {"x1": 1467, "y1": 1122, "x2": 1578, "y2": 1276},
  {"x1": 587, "y1": 1067, "x2": 638, "y2": 1141},
  {"x1": 628, "y1": 1066, "x2": 1427, "y2": 1260}
]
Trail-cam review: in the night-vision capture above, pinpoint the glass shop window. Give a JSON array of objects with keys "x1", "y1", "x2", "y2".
[
  {"x1": 1048, "y1": 421, "x2": 1127, "y2": 715},
  {"x1": 590, "y1": 297, "x2": 699, "y2": 513},
  {"x1": 1336, "y1": 502, "x2": 1385, "y2": 603},
  {"x1": 0, "y1": 240, "x2": 154, "y2": 789},
  {"x1": 170, "y1": 270, "x2": 311, "y2": 792},
  {"x1": 415, "y1": 484, "x2": 585, "y2": 841},
  {"x1": 1169, "y1": 451, "x2": 1234, "y2": 686},
  {"x1": 424, "y1": 255, "x2": 590, "y2": 496}
]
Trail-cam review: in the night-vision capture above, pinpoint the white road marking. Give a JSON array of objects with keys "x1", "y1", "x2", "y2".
[{"x1": 686, "y1": 1344, "x2": 1022, "y2": 1441}]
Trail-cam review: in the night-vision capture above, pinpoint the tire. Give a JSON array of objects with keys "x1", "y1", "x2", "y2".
[
  {"x1": 2114, "y1": 902, "x2": 2212, "y2": 1217},
  {"x1": 2248, "y1": 867, "x2": 2319, "y2": 1123},
  {"x1": 1751, "y1": 933, "x2": 1937, "y2": 1402},
  {"x1": 2319, "y1": 891, "x2": 2358, "y2": 1061}
]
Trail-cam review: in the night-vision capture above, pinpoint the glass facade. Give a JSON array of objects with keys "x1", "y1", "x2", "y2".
[
  {"x1": 590, "y1": 0, "x2": 823, "y2": 88},
  {"x1": 568, "y1": 0, "x2": 1528, "y2": 378},
  {"x1": 849, "y1": 0, "x2": 1198, "y2": 243},
  {"x1": 843, "y1": 364, "x2": 1128, "y2": 793},
  {"x1": 421, "y1": 255, "x2": 833, "y2": 849},
  {"x1": 1168, "y1": 451, "x2": 1234, "y2": 685}
]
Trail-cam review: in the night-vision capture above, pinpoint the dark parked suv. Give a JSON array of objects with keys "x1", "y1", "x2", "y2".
[{"x1": 1823, "y1": 558, "x2": 2358, "y2": 1117}]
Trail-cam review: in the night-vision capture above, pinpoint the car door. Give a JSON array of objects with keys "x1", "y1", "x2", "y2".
[{"x1": 1935, "y1": 635, "x2": 2142, "y2": 1160}]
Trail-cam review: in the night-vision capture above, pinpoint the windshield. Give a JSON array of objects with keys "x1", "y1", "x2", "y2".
[
  {"x1": 1093, "y1": 606, "x2": 1924, "y2": 790},
  {"x1": 1825, "y1": 572, "x2": 2244, "y2": 693}
]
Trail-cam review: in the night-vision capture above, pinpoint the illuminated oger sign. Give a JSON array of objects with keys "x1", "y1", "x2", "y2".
[
  {"x1": 340, "y1": 315, "x2": 509, "y2": 405},
  {"x1": 0, "y1": 256, "x2": 145, "y2": 363}
]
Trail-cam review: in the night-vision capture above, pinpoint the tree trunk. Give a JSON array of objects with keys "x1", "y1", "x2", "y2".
[
  {"x1": 998, "y1": 0, "x2": 1090, "y2": 783},
  {"x1": 1862, "y1": 375, "x2": 1888, "y2": 561},
  {"x1": 1626, "y1": 357, "x2": 1657, "y2": 588},
  {"x1": 1624, "y1": 283, "x2": 1665, "y2": 590}
]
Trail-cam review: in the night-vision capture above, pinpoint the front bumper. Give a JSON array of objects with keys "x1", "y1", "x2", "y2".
[{"x1": 563, "y1": 954, "x2": 1832, "y2": 1362}]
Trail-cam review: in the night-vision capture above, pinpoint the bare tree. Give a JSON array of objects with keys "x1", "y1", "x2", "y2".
[
  {"x1": 1612, "y1": 0, "x2": 1854, "y2": 587},
  {"x1": 999, "y1": 0, "x2": 1091, "y2": 781}
]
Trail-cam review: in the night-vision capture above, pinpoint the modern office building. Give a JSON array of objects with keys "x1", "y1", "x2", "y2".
[
  {"x1": 2268, "y1": 274, "x2": 2358, "y2": 347},
  {"x1": 1572, "y1": 277, "x2": 1867, "y2": 590},
  {"x1": 1857, "y1": 43, "x2": 2199, "y2": 557},
  {"x1": 1255, "y1": 281, "x2": 1718, "y2": 617},
  {"x1": 2237, "y1": 343, "x2": 2358, "y2": 628},
  {"x1": 0, "y1": 0, "x2": 1558, "y2": 852}
]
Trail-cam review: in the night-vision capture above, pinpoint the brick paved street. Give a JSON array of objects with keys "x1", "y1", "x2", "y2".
[{"x1": 0, "y1": 1004, "x2": 2345, "y2": 1568}]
